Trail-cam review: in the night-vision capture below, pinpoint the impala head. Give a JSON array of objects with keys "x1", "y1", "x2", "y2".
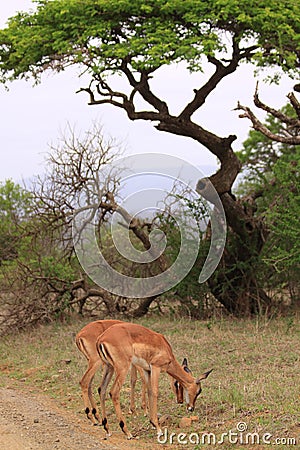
[
  {"x1": 185, "y1": 368, "x2": 213, "y2": 412},
  {"x1": 173, "y1": 358, "x2": 191, "y2": 404}
]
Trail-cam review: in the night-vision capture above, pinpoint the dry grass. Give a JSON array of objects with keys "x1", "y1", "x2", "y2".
[{"x1": 0, "y1": 314, "x2": 299, "y2": 448}]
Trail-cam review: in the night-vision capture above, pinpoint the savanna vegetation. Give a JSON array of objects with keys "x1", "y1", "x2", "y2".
[{"x1": 1, "y1": 0, "x2": 299, "y2": 330}]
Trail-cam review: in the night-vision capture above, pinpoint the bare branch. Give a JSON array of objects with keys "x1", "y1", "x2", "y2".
[
  {"x1": 78, "y1": 74, "x2": 163, "y2": 122},
  {"x1": 253, "y1": 83, "x2": 300, "y2": 128},
  {"x1": 102, "y1": 192, "x2": 168, "y2": 272},
  {"x1": 236, "y1": 83, "x2": 300, "y2": 145}
]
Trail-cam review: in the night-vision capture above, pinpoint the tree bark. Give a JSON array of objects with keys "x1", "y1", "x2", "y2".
[{"x1": 203, "y1": 191, "x2": 272, "y2": 315}]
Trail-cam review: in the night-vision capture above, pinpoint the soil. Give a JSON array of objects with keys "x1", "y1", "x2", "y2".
[{"x1": 0, "y1": 385, "x2": 165, "y2": 450}]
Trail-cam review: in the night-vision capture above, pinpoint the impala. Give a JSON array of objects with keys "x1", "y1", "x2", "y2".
[
  {"x1": 96, "y1": 322, "x2": 212, "y2": 439},
  {"x1": 75, "y1": 319, "x2": 147, "y2": 424}
]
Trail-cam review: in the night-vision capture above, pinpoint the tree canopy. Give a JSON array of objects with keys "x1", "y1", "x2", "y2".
[
  {"x1": 1, "y1": 0, "x2": 299, "y2": 196},
  {"x1": 1, "y1": 0, "x2": 299, "y2": 84}
]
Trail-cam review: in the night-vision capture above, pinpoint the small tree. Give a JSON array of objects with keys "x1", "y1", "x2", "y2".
[{"x1": 30, "y1": 124, "x2": 168, "y2": 318}]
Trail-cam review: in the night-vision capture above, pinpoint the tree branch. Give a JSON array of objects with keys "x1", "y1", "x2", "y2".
[
  {"x1": 78, "y1": 53, "x2": 243, "y2": 195},
  {"x1": 253, "y1": 83, "x2": 300, "y2": 128},
  {"x1": 287, "y1": 91, "x2": 300, "y2": 119},
  {"x1": 121, "y1": 60, "x2": 169, "y2": 115},
  {"x1": 236, "y1": 94, "x2": 300, "y2": 145},
  {"x1": 104, "y1": 192, "x2": 168, "y2": 272},
  {"x1": 77, "y1": 74, "x2": 163, "y2": 122},
  {"x1": 179, "y1": 39, "x2": 257, "y2": 120}
]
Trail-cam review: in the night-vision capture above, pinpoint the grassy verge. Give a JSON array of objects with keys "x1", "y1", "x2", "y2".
[{"x1": 0, "y1": 314, "x2": 299, "y2": 448}]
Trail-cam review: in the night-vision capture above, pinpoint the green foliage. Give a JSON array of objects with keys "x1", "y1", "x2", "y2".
[
  {"x1": 0, "y1": 0, "x2": 299, "y2": 83},
  {"x1": 263, "y1": 149, "x2": 300, "y2": 274},
  {"x1": 0, "y1": 180, "x2": 32, "y2": 263},
  {"x1": 0, "y1": 179, "x2": 79, "y2": 324},
  {"x1": 30, "y1": 255, "x2": 76, "y2": 282},
  {"x1": 0, "y1": 179, "x2": 32, "y2": 222},
  {"x1": 236, "y1": 104, "x2": 297, "y2": 179},
  {"x1": 237, "y1": 105, "x2": 300, "y2": 298}
]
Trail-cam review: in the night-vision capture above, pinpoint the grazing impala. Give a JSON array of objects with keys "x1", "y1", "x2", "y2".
[
  {"x1": 96, "y1": 322, "x2": 212, "y2": 439},
  {"x1": 75, "y1": 319, "x2": 147, "y2": 424}
]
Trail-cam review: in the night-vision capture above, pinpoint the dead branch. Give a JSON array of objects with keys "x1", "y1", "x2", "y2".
[{"x1": 236, "y1": 83, "x2": 300, "y2": 145}]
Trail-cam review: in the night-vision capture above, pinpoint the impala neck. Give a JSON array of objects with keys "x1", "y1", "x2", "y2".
[{"x1": 166, "y1": 358, "x2": 194, "y2": 388}]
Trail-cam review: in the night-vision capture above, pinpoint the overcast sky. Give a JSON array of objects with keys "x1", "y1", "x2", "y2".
[{"x1": 0, "y1": 1, "x2": 295, "y2": 184}]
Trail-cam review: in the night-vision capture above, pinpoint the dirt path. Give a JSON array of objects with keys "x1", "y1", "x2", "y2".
[
  {"x1": 0, "y1": 386, "x2": 120, "y2": 449},
  {"x1": 0, "y1": 386, "x2": 162, "y2": 450}
]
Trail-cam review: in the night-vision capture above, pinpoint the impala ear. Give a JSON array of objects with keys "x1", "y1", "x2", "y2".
[
  {"x1": 182, "y1": 357, "x2": 188, "y2": 366},
  {"x1": 196, "y1": 368, "x2": 213, "y2": 383},
  {"x1": 182, "y1": 358, "x2": 192, "y2": 374}
]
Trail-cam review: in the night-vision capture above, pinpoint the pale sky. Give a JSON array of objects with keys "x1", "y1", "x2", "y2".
[{"x1": 0, "y1": 1, "x2": 295, "y2": 183}]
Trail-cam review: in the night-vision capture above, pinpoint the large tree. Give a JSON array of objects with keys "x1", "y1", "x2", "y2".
[{"x1": 1, "y1": 0, "x2": 299, "y2": 314}]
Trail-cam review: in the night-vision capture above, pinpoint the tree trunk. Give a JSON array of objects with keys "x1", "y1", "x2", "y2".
[
  {"x1": 205, "y1": 193, "x2": 272, "y2": 315},
  {"x1": 207, "y1": 243, "x2": 272, "y2": 316},
  {"x1": 130, "y1": 296, "x2": 158, "y2": 318}
]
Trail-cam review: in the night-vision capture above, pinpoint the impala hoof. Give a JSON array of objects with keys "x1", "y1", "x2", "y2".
[{"x1": 104, "y1": 432, "x2": 112, "y2": 439}]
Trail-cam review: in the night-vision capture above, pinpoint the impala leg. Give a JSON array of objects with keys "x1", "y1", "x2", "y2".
[
  {"x1": 130, "y1": 365, "x2": 148, "y2": 414},
  {"x1": 138, "y1": 366, "x2": 148, "y2": 414},
  {"x1": 98, "y1": 364, "x2": 114, "y2": 437},
  {"x1": 129, "y1": 364, "x2": 137, "y2": 413},
  {"x1": 80, "y1": 359, "x2": 102, "y2": 424},
  {"x1": 109, "y1": 363, "x2": 133, "y2": 439},
  {"x1": 148, "y1": 366, "x2": 162, "y2": 436}
]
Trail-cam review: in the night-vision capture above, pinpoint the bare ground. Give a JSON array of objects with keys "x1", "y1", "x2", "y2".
[
  {"x1": 0, "y1": 386, "x2": 118, "y2": 450},
  {"x1": 0, "y1": 385, "x2": 166, "y2": 450}
]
